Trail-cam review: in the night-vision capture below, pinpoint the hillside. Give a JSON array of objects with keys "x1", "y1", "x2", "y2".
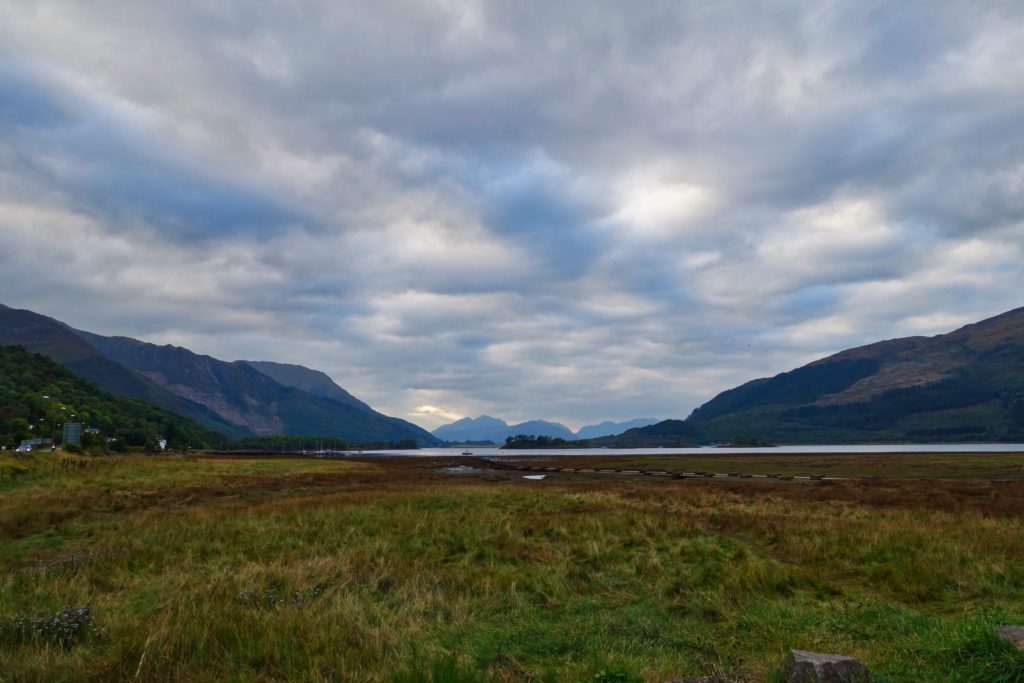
[
  {"x1": 575, "y1": 418, "x2": 659, "y2": 440},
  {"x1": 239, "y1": 360, "x2": 434, "y2": 441},
  {"x1": 0, "y1": 304, "x2": 438, "y2": 445},
  {"x1": 241, "y1": 361, "x2": 372, "y2": 412},
  {"x1": 0, "y1": 345, "x2": 218, "y2": 450},
  {"x1": 602, "y1": 307, "x2": 1024, "y2": 445},
  {"x1": 73, "y1": 331, "x2": 439, "y2": 445},
  {"x1": 0, "y1": 304, "x2": 242, "y2": 436}
]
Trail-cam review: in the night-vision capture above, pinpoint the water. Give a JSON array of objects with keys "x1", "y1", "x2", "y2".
[{"x1": 364, "y1": 443, "x2": 1024, "y2": 457}]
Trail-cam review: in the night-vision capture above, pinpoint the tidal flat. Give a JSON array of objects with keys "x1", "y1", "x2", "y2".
[{"x1": 1, "y1": 452, "x2": 1023, "y2": 682}]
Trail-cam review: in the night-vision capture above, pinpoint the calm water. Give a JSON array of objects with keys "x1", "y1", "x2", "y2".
[{"x1": 365, "y1": 443, "x2": 1024, "y2": 457}]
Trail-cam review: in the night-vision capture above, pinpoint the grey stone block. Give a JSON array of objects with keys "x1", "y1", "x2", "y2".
[
  {"x1": 782, "y1": 649, "x2": 870, "y2": 682},
  {"x1": 998, "y1": 625, "x2": 1024, "y2": 650}
]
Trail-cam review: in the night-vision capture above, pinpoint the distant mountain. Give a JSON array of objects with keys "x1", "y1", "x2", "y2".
[
  {"x1": 510, "y1": 420, "x2": 576, "y2": 440},
  {"x1": 592, "y1": 419, "x2": 703, "y2": 448},
  {"x1": 599, "y1": 306, "x2": 1024, "y2": 446},
  {"x1": 574, "y1": 418, "x2": 659, "y2": 440},
  {"x1": 0, "y1": 345, "x2": 218, "y2": 450},
  {"x1": 0, "y1": 303, "x2": 438, "y2": 445},
  {"x1": 432, "y1": 416, "x2": 575, "y2": 443},
  {"x1": 432, "y1": 416, "x2": 510, "y2": 443}
]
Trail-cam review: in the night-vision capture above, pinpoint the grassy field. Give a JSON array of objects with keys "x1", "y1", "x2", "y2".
[
  {"x1": 506, "y1": 451, "x2": 1024, "y2": 480},
  {"x1": 1, "y1": 452, "x2": 1023, "y2": 682}
]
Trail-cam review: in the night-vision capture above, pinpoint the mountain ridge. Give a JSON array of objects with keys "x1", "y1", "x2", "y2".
[
  {"x1": 72, "y1": 329, "x2": 439, "y2": 445},
  {"x1": 241, "y1": 359, "x2": 432, "y2": 441},
  {"x1": 240, "y1": 361, "x2": 373, "y2": 413},
  {"x1": 574, "y1": 418, "x2": 660, "y2": 440},
  {"x1": 599, "y1": 306, "x2": 1024, "y2": 446},
  {"x1": 0, "y1": 303, "x2": 437, "y2": 445},
  {"x1": 0, "y1": 304, "x2": 245, "y2": 436}
]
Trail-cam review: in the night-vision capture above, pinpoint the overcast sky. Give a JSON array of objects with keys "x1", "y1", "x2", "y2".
[{"x1": 2, "y1": 1, "x2": 1023, "y2": 430}]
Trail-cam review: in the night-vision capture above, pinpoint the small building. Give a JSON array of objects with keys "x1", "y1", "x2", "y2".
[{"x1": 63, "y1": 422, "x2": 82, "y2": 447}]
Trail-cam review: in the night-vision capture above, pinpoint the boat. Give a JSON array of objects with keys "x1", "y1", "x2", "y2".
[{"x1": 461, "y1": 450, "x2": 473, "y2": 455}]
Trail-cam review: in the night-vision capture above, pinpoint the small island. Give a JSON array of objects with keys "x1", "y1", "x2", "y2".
[
  {"x1": 500, "y1": 434, "x2": 591, "y2": 449},
  {"x1": 721, "y1": 434, "x2": 777, "y2": 447}
]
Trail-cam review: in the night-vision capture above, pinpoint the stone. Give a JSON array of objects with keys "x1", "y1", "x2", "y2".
[
  {"x1": 781, "y1": 650, "x2": 871, "y2": 683},
  {"x1": 998, "y1": 625, "x2": 1024, "y2": 650},
  {"x1": 663, "y1": 674, "x2": 753, "y2": 683}
]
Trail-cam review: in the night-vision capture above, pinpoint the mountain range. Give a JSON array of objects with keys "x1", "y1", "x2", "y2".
[
  {"x1": 598, "y1": 306, "x2": 1024, "y2": 446},
  {"x1": 6, "y1": 302, "x2": 1024, "y2": 447},
  {"x1": 431, "y1": 416, "x2": 659, "y2": 443},
  {"x1": 0, "y1": 304, "x2": 438, "y2": 445}
]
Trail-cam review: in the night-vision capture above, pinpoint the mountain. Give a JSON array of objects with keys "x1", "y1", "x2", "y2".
[
  {"x1": 600, "y1": 307, "x2": 1024, "y2": 446},
  {"x1": 72, "y1": 330, "x2": 439, "y2": 445},
  {"x1": 240, "y1": 360, "x2": 432, "y2": 440},
  {"x1": 241, "y1": 361, "x2": 372, "y2": 413},
  {"x1": 0, "y1": 304, "x2": 243, "y2": 436},
  {"x1": 0, "y1": 303, "x2": 438, "y2": 445},
  {"x1": 0, "y1": 345, "x2": 218, "y2": 450},
  {"x1": 509, "y1": 420, "x2": 576, "y2": 440},
  {"x1": 432, "y1": 416, "x2": 510, "y2": 443},
  {"x1": 574, "y1": 418, "x2": 659, "y2": 440},
  {"x1": 432, "y1": 416, "x2": 575, "y2": 443}
]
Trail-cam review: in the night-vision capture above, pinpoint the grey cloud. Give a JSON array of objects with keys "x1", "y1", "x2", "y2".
[
  {"x1": 1, "y1": 1, "x2": 1023, "y2": 429},
  {"x1": 0, "y1": 59, "x2": 302, "y2": 242}
]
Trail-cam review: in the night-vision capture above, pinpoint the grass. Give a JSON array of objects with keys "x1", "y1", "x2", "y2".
[
  {"x1": 1, "y1": 452, "x2": 1023, "y2": 681},
  {"x1": 515, "y1": 452, "x2": 1024, "y2": 480}
]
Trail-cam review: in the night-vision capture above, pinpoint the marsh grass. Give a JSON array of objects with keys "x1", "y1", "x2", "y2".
[
  {"x1": 537, "y1": 452, "x2": 1024, "y2": 480},
  {"x1": 1, "y1": 454, "x2": 1022, "y2": 681}
]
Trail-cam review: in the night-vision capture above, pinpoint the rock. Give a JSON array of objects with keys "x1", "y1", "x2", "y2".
[
  {"x1": 663, "y1": 674, "x2": 753, "y2": 683},
  {"x1": 998, "y1": 625, "x2": 1024, "y2": 650},
  {"x1": 781, "y1": 650, "x2": 870, "y2": 682}
]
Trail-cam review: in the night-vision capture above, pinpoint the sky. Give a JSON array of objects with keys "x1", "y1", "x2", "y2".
[{"x1": 1, "y1": 1, "x2": 1023, "y2": 431}]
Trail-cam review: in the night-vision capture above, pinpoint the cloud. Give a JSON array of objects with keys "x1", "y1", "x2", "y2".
[{"x1": 1, "y1": 1, "x2": 1023, "y2": 430}]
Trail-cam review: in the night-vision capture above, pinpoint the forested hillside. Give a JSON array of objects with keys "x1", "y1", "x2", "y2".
[{"x1": 0, "y1": 346, "x2": 218, "y2": 451}]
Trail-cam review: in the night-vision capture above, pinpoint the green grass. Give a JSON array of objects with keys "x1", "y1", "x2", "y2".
[{"x1": 1, "y1": 454, "x2": 1023, "y2": 681}]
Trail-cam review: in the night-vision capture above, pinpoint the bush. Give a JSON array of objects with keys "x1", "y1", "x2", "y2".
[
  {"x1": 0, "y1": 605, "x2": 98, "y2": 648},
  {"x1": 578, "y1": 666, "x2": 643, "y2": 683}
]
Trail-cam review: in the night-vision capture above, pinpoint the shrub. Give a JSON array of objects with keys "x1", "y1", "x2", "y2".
[
  {"x1": 0, "y1": 605, "x2": 99, "y2": 648},
  {"x1": 578, "y1": 665, "x2": 643, "y2": 683}
]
